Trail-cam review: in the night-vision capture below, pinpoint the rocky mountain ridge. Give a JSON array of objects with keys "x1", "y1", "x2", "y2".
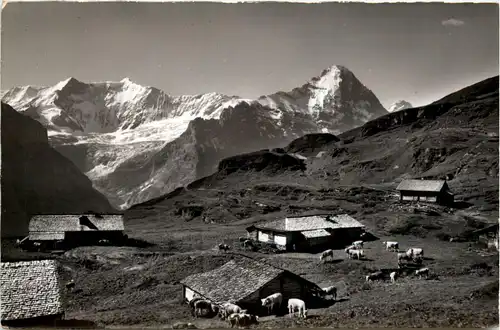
[{"x1": 2, "y1": 65, "x2": 389, "y2": 208}]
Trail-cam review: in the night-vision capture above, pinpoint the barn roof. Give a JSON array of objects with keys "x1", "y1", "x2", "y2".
[
  {"x1": 248, "y1": 214, "x2": 364, "y2": 233},
  {"x1": 301, "y1": 229, "x2": 332, "y2": 238},
  {"x1": 396, "y1": 179, "x2": 449, "y2": 192},
  {"x1": 1, "y1": 259, "x2": 64, "y2": 321},
  {"x1": 29, "y1": 214, "x2": 124, "y2": 234},
  {"x1": 180, "y1": 257, "x2": 320, "y2": 304}
]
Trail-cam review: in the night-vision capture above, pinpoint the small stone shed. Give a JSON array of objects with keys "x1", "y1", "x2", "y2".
[
  {"x1": 180, "y1": 256, "x2": 322, "y2": 314},
  {"x1": 396, "y1": 179, "x2": 454, "y2": 205},
  {"x1": 28, "y1": 213, "x2": 125, "y2": 248},
  {"x1": 246, "y1": 214, "x2": 365, "y2": 251},
  {"x1": 1, "y1": 259, "x2": 64, "y2": 327}
]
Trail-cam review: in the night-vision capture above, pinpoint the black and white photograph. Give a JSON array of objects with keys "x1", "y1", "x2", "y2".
[{"x1": 0, "y1": 0, "x2": 499, "y2": 328}]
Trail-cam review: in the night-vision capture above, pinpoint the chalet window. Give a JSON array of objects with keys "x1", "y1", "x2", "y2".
[
  {"x1": 427, "y1": 196, "x2": 437, "y2": 202},
  {"x1": 403, "y1": 195, "x2": 413, "y2": 201},
  {"x1": 420, "y1": 196, "x2": 427, "y2": 201}
]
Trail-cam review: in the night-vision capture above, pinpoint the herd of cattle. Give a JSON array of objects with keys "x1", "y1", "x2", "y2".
[
  {"x1": 319, "y1": 239, "x2": 430, "y2": 283},
  {"x1": 187, "y1": 288, "x2": 337, "y2": 328},
  {"x1": 202, "y1": 237, "x2": 431, "y2": 328}
]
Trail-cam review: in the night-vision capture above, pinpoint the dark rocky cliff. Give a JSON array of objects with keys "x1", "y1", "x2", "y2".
[{"x1": 1, "y1": 102, "x2": 116, "y2": 237}]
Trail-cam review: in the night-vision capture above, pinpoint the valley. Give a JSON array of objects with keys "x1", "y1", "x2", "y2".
[{"x1": 2, "y1": 75, "x2": 498, "y2": 328}]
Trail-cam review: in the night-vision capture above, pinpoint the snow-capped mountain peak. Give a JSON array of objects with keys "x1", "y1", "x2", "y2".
[
  {"x1": 120, "y1": 77, "x2": 134, "y2": 84},
  {"x1": 389, "y1": 100, "x2": 413, "y2": 112},
  {"x1": 307, "y1": 65, "x2": 343, "y2": 113},
  {"x1": 2, "y1": 64, "x2": 390, "y2": 209}
]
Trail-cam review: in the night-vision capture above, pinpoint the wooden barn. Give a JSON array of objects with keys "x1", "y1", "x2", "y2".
[
  {"x1": 1, "y1": 259, "x2": 65, "y2": 327},
  {"x1": 396, "y1": 179, "x2": 454, "y2": 205},
  {"x1": 27, "y1": 213, "x2": 125, "y2": 249},
  {"x1": 246, "y1": 214, "x2": 365, "y2": 251},
  {"x1": 180, "y1": 257, "x2": 322, "y2": 315}
]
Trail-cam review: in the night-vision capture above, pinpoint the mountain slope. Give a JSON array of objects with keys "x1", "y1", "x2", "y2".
[
  {"x1": 1, "y1": 102, "x2": 116, "y2": 238},
  {"x1": 2, "y1": 65, "x2": 388, "y2": 208},
  {"x1": 127, "y1": 75, "x2": 499, "y2": 231}
]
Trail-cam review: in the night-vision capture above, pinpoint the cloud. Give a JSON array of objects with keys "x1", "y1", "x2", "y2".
[{"x1": 441, "y1": 18, "x2": 465, "y2": 27}]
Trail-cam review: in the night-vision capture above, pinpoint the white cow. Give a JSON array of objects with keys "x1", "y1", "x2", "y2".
[
  {"x1": 397, "y1": 252, "x2": 411, "y2": 266},
  {"x1": 344, "y1": 245, "x2": 355, "y2": 253},
  {"x1": 321, "y1": 286, "x2": 337, "y2": 300},
  {"x1": 237, "y1": 313, "x2": 259, "y2": 328},
  {"x1": 261, "y1": 292, "x2": 283, "y2": 315},
  {"x1": 219, "y1": 302, "x2": 244, "y2": 320},
  {"x1": 415, "y1": 267, "x2": 430, "y2": 279},
  {"x1": 382, "y1": 241, "x2": 399, "y2": 251},
  {"x1": 352, "y1": 240, "x2": 364, "y2": 248},
  {"x1": 228, "y1": 313, "x2": 258, "y2": 328},
  {"x1": 406, "y1": 248, "x2": 424, "y2": 258},
  {"x1": 288, "y1": 298, "x2": 307, "y2": 319},
  {"x1": 319, "y1": 249, "x2": 335, "y2": 263},
  {"x1": 365, "y1": 271, "x2": 384, "y2": 282},
  {"x1": 348, "y1": 249, "x2": 364, "y2": 260}
]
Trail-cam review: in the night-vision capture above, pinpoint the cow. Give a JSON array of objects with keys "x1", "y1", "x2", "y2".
[{"x1": 261, "y1": 292, "x2": 283, "y2": 315}]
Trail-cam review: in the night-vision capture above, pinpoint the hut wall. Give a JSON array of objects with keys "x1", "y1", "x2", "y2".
[
  {"x1": 306, "y1": 236, "x2": 331, "y2": 247},
  {"x1": 247, "y1": 229, "x2": 258, "y2": 240},
  {"x1": 400, "y1": 190, "x2": 440, "y2": 202},
  {"x1": 257, "y1": 231, "x2": 270, "y2": 243},
  {"x1": 238, "y1": 290, "x2": 261, "y2": 313},
  {"x1": 281, "y1": 274, "x2": 305, "y2": 301},
  {"x1": 64, "y1": 231, "x2": 123, "y2": 246},
  {"x1": 239, "y1": 274, "x2": 305, "y2": 315},
  {"x1": 325, "y1": 228, "x2": 364, "y2": 247},
  {"x1": 437, "y1": 192, "x2": 454, "y2": 205},
  {"x1": 238, "y1": 277, "x2": 283, "y2": 314},
  {"x1": 274, "y1": 234, "x2": 287, "y2": 246},
  {"x1": 288, "y1": 232, "x2": 306, "y2": 251},
  {"x1": 257, "y1": 230, "x2": 288, "y2": 247},
  {"x1": 184, "y1": 286, "x2": 196, "y2": 302}
]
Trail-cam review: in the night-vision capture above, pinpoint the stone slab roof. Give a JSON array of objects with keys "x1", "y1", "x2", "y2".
[
  {"x1": 301, "y1": 229, "x2": 332, "y2": 238},
  {"x1": 180, "y1": 257, "x2": 321, "y2": 304},
  {"x1": 250, "y1": 214, "x2": 365, "y2": 233},
  {"x1": 1, "y1": 259, "x2": 64, "y2": 321},
  {"x1": 29, "y1": 214, "x2": 124, "y2": 234},
  {"x1": 396, "y1": 179, "x2": 448, "y2": 192}
]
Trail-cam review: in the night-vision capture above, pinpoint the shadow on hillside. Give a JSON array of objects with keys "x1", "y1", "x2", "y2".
[
  {"x1": 307, "y1": 296, "x2": 347, "y2": 309},
  {"x1": 321, "y1": 259, "x2": 344, "y2": 264},
  {"x1": 117, "y1": 237, "x2": 156, "y2": 248},
  {"x1": 2, "y1": 318, "x2": 101, "y2": 329},
  {"x1": 55, "y1": 319, "x2": 101, "y2": 328},
  {"x1": 452, "y1": 201, "x2": 474, "y2": 209}
]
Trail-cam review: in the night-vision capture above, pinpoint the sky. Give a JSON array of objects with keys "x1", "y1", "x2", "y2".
[{"x1": 1, "y1": 2, "x2": 498, "y2": 108}]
